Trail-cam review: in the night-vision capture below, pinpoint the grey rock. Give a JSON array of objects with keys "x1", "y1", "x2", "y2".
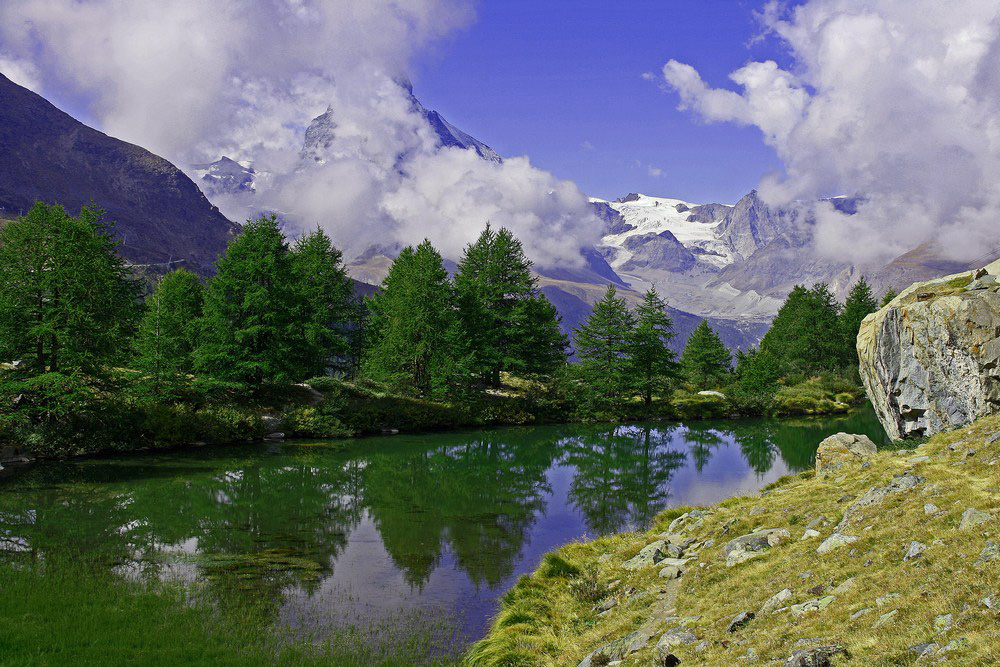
[
  {"x1": 831, "y1": 577, "x2": 857, "y2": 595},
  {"x1": 908, "y1": 643, "x2": 938, "y2": 657},
  {"x1": 760, "y1": 588, "x2": 793, "y2": 614},
  {"x1": 934, "y1": 613, "x2": 953, "y2": 634},
  {"x1": 790, "y1": 596, "x2": 835, "y2": 617},
  {"x1": 749, "y1": 506, "x2": 766, "y2": 516},
  {"x1": 727, "y1": 611, "x2": 754, "y2": 632},
  {"x1": 801, "y1": 529, "x2": 821, "y2": 540},
  {"x1": 593, "y1": 598, "x2": 617, "y2": 613},
  {"x1": 577, "y1": 630, "x2": 651, "y2": 667},
  {"x1": 982, "y1": 594, "x2": 998, "y2": 609},
  {"x1": 975, "y1": 541, "x2": 1000, "y2": 566},
  {"x1": 723, "y1": 528, "x2": 791, "y2": 566},
  {"x1": 903, "y1": 541, "x2": 927, "y2": 561},
  {"x1": 836, "y1": 475, "x2": 923, "y2": 531},
  {"x1": 817, "y1": 534, "x2": 858, "y2": 554},
  {"x1": 815, "y1": 433, "x2": 878, "y2": 472},
  {"x1": 873, "y1": 609, "x2": 898, "y2": 627},
  {"x1": 959, "y1": 508, "x2": 991, "y2": 530},
  {"x1": 924, "y1": 503, "x2": 940, "y2": 515},
  {"x1": 858, "y1": 266, "x2": 1000, "y2": 439},
  {"x1": 876, "y1": 593, "x2": 900, "y2": 607},
  {"x1": 656, "y1": 628, "x2": 698, "y2": 655},
  {"x1": 850, "y1": 607, "x2": 872, "y2": 620},
  {"x1": 622, "y1": 540, "x2": 668, "y2": 570},
  {"x1": 907, "y1": 456, "x2": 930, "y2": 464},
  {"x1": 987, "y1": 431, "x2": 1000, "y2": 444},
  {"x1": 658, "y1": 565, "x2": 682, "y2": 579},
  {"x1": 783, "y1": 645, "x2": 850, "y2": 667}
]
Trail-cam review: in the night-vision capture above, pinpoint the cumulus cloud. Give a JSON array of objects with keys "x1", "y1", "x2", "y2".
[
  {"x1": 662, "y1": 0, "x2": 1000, "y2": 265},
  {"x1": 0, "y1": 0, "x2": 600, "y2": 266}
]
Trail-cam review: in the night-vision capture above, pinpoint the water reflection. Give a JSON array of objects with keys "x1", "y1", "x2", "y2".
[{"x1": 0, "y1": 406, "x2": 887, "y2": 643}]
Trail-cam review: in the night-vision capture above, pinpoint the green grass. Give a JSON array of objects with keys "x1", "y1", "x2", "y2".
[{"x1": 0, "y1": 561, "x2": 458, "y2": 667}]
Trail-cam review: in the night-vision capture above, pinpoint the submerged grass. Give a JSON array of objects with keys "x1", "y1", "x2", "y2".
[
  {"x1": 0, "y1": 560, "x2": 459, "y2": 666},
  {"x1": 469, "y1": 416, "x2": 1000, "y2": 666}
]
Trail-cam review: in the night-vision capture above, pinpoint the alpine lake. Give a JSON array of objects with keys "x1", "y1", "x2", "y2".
[{"x1": 0, "y1": 406, "x2": 887, "y2": 660}]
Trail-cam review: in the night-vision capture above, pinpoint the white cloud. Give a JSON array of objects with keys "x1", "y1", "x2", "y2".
[
  {"x1": 0, "y1": 53, "x2": 41, "y2": 91},
  {"x1": 662, "y1": 0, "x2": 1000, "y2": 264},
  {"x1": 647, "y1": 164, "x2": 664, "y2": 178},
  {"x1": 0, "y1": 1, "x2": 599, "y2": 267}
]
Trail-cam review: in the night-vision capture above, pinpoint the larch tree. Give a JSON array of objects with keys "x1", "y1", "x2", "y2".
[
  {"x1": 839, "y1": 276, "x2": 878, "y2": 365},
  {"x1": 679, "y1": 320, "x2": 731, "y2": 389},
  {"x1": 0, "y1": 202, "x2": 140, "y2": 376},
  {"x1": 627, "y1": 287, "x2": 678, "y2": 407},
  {"x1": 574, "y1": 285, "x2": 636, "y2": 411},
  {"x1": 195, "y1": 214, "x2": 304, "y2": 388},
  {"x1": 134, "y1": 268, "x2": 204, "y2": 384}
]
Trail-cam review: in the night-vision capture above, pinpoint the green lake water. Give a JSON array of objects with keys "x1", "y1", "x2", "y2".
[{"x1": 0, "y1": 406, "x2": 886, "y2": 656}]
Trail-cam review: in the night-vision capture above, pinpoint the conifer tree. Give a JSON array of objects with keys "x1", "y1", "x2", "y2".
[
  {"x1": 363, "y1": 240, "x2": 469, "y2": 397},
  {"x1": 574, "y1": 285, "x2": 636, "y2": 411},
  {"x1": 679, "y1": 320, "x2": 731, "y2": 388},
  {"x1": 134, "y1": 269, "x2": 203, "y2": 383},
  {"x1": 454, "y1": 225, "x2": 566, "y2": 385},
  {"x1": 290, "y1": 228, "x2": 354, "y2": 377},
  {"x1": 760, "y1": 283, "x2": 841, "y2": 374},
  {"x1": 195, "y1": 215, "x2": 304, "y2": 388},
  {"x1": 627, "y1": 288, "x2": 678, "y2": 406},
  {"x1": 839, "y1": 276, "x2": 878, "y2": 364},
  {"x1": 0, "y1": 202, "x2": 140, "y2": 375},
  {"x1": 881, "y1": 288, "x2": 898, "y2": 307},
  {"x1": 731, "y1": 347, "x2": 781, "y2": 413}
]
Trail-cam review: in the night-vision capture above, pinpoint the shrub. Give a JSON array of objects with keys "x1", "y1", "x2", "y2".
[
  {"x1": 567, "y1": 564, "x2": 609, "y2": 604},
  {"x1": 282, "y1": 406, "x2": 354, "y2": 439},
  {"x1": 671, "y1": 390, "x2": 730, "y2": 420},
  {"x1": 538, "y1": 553, "x2": 581, "y2": 579}
]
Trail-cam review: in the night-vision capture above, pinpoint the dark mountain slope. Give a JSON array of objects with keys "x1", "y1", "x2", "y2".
[{"x1": 0, "y1": 72, "x2": 239, "y2": 275}]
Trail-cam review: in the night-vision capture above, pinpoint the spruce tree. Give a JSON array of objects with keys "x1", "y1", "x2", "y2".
[
  {"x1": 627, "y1": 288, "x2": 678, "y2": 406},
  {"x1": 731, "y1": 347, "x2": 781, "y2": 413},
  {"x1": 134, "y1": 269, "x2": 204, "y2": 383},
  {"x1": 679, "y1": 320, "x2": 731, "y2": 389},
  {"x1": 760, "y1": 283, "x2": 842, "y2": 374},
  {"x1": 290, "y1": 228, "x2": 354, "y2": 378},
  {"x1": 195, "y1": 215, "x2": 304, "y2": 388},
  {"x1": 839, "y1": 276, "x2": 878, "y2": 364},
  {"x1": 363, "y1": 240, "x2": 469, "y2": 397},
  {"x1": 0, "y1": 202, "x2": 140, "y2": 375},
  {"x1": 454, "y1": 225, "x2": 566, "y2": 385},
  {"x1": 881, "y1": 288, "x2": 898, "y2": 307},
  {"x1": 574, "y1": 285, "x2": 636, "y2": 411}
]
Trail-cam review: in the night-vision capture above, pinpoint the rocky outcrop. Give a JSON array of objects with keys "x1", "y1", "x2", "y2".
[
  {"x1": 858, "y1": 259, "x2": 1000, "y2": 439},
  {"x1": 815, "y1": 433, "x2": 877, "y2": 472}
]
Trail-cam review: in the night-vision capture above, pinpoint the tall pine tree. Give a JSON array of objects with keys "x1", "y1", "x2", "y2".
[
  {"x1": 760, "y1": 283, "x2": 842, "y2": 374},
  {"x1": 134, "y1": 269, "x2": 204, "y2": 384},
  {"x1": 839, "y1": 276, "x2": 878, "y2": 365},
  {"x1": 574, "y1": 285, "x2": 636, "y2": 411},
  {"x1": 679, "y1": 320, "x2": 731, "y2": 388},
  {"x1": 0, "y1": 202, "x2": 140, "y2": 375},
  {"x1": 454, "y1": 225, "x2": 566, "y2": 385},
  {"x1": 627, "y1": 288, "x2": 678, "y2": 406},
  {"x1": 290, "y1": 228, "x2": 355, "y2": 378},
  {"x1": 195, "y1": 215, "x2": 304, "y2": 388},
  {"x1": 363, "y1": 240, "x2": 469, "y2": 397}
]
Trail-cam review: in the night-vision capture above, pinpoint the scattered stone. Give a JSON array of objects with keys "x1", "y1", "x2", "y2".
[
  {"x1": 799, "y1": 571, "x2": 813, "y2": 580},
  {"x1": 760, "y1": 588, "x2": 793, "y2": 614},
  {"x1": 924, "y1": 503, "x2": 940, "y2": 515},
  {"x1": 723, "y1": 528, "x2": 791, "y2": 566},
  {"x1": 982, "y1": 595, "x2": 997, "y2": 609},
  {"x1": 987, "y1": 432, "x2": 1000, "y2": 445},
  {"x1": 850, "y1": 608, "x2": 872, "y2": 620},
  {"x1": 749, "y1": 506, "x2": 766, "y2": 516},
  {"x1": 908, "y1": 643, "x2": 938, "y2": 658},
  {"x1": 703, "y1": 539, "x2": 714, "y2": 548},
  {"x1": 876, "y1": 593, "x2": 899, "y2": 607},
  {"x1": 903, "y1": 541, "x2": 927, "y2": 561},
  {"x1": 695, "y1": 641, "x2": 709, "y2": 652},
  {"x1": 873, "y1": 610, "x2": 898, "y2": 628},
  {"x1": 627, "y1": 591, "x2": 650, "y2": 604},
  {"x1": 783, "y1": 645, "x2": 849, "y2": 667},
  {"x1": 593, "y1": 598, "x2": 617, "y2": 613},
  {"x1": 656, "y1": 628, "x2": 698, "y2": 655},
  {"x1": 934, "y1": 613, "x2": 953, "y2": 634},
  {"x1": 975, "y1": 541, "x2": 999, "y2": 566},
  {"x1": 801, "y1": 529, "x2": 821, "y2": 540},
  {"x1": 727, "y1": 611, "x2": 754, "y2": 633},
  {"x1": 658, "y1": 565, "x2": 682, "y2": 579},
  {"x1": 959, "y1": 508, "x2": 991, "y2": 530},
  {"x1": 907, "y1": 456, "x2": 930, "y2": 464},
  {"x1": 622, "y1": 540, "x2": 668, "y2": 570},
  {"x1": 577, "y1": 631, "x2": 651, "y2": 667},
  {"x1": 831, "y1": 577, "x2": 857, "y2": 595},
  {"x1": 815, "y1": 433, "x2": 877, "y2": 472},
  {"x1": 790, "y1": 596, "x2": 835, "y2": 617},
  {"x1": 662, "y1": 543, "x2": 685, "y2": 558},
  {"x1": 597, "y1": 553, "x2": 612, "y2": 563},
  {"x1": 836, "y1": 476, "x2": 923, "y2": 531},
  {"x1": 817, "y1": 534, "x2": 858, "y2": 555},
  {"x1": 806, "y1": 516, "x2": 826, "y2": 530}
]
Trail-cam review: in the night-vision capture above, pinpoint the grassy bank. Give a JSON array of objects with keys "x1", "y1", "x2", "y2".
[
  {"x1": 0, "y1": 560, "x2": 458, "y2": 667},
  {"x1": 468, "y1": 415, "x2": 1000, "y2": 666}
]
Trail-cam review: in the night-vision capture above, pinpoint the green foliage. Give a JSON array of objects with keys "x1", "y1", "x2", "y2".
[
  {"x1": 281, "y1": 405, "x2": 354, "y2": 439},
  {"x1": 0, "y1": 202, "x2": 140, "y2": 375},
  {"x1": 574, "y1": 285, "x2": 636, "y2": 414},
  {"x1": 290, "y1": 228, "x2": 356, "y2": 377},
  {"x1": 454, "y1": 225, "x2": 567, "y2": 385},
  {"x1": 627, "y1": 287, "x2": 678, "y2": 406},
  {"x1": 196, "y1": 215, "x2": 306, "y2": 388},
  {"x1": 671, "y1": 390, "x2": 730, "y2": 420},
  {"x1": 729, "y1": 347, "x2": 781, "y2": 415},
  {"x1": 760, "y1": 283, "x2": 842, "y2": 374},
  {"x1": 567, "y1": 564, "x2": 610, "y2": 605},
  {"x1": 538, "y1": 553, "x2": 581, "y2": 579},
  {"x1": 680, "y1": 320, "x2": 731, "y2": 389},
  {"x1": 363, "y1": 240, "x2": 471, "y2": 398},
  {"x1": 881, "y1": 287, "x2": 898, "y2": 306},
  {"x1": 134, "y1": 268, "x2": 204, "y2": 385},
  {"x1": 839, "y1": 276, "x2": 878, "y2": 364}
]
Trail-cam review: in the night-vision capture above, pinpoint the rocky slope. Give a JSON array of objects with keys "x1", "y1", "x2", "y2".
[
  {"x1": 0, "y1": 73, "x2": 239, "y2": 276},
  {"x1": 858, "y1": 259, "x2": 1000, "y2": 440},
  {"x1": 470, "y1": 416, "x2": 1000, "y2": 666}
]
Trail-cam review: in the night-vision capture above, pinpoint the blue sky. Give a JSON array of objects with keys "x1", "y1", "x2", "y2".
[{"x1": 411, "y1": 1, "x2": 792, "y2": 204}]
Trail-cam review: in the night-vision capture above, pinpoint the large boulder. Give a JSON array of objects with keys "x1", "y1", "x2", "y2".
[
  {"x1": 815, "y1": 433, "x2": 877, "y2": 472},
  {"x1": 858, "y1": 259, "x2": 1000, "y2": 439}
]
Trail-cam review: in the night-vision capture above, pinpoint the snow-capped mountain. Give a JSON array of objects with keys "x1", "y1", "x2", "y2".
[{"x1": 191, "y1": 156, "x2": 256, "y2": 199}]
